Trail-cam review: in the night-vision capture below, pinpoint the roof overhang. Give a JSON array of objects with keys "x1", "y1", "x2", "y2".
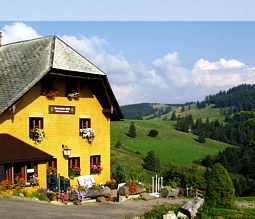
[{"x1": 0, "y1": 134, "x2": 53, "y2": 165}]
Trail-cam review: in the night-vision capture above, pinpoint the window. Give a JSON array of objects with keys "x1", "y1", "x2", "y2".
[
  {"x1": 29, "y1": 117, "x2": 44, "y2": 143},
  {"x1": 90, "y1": 155, "x2": 102, "y2": 174},
  {"x1": 90, "y1": 155, "x2": 100, "y2": 165},
  {"x1": 48, "y1": 159, "x2": 57, "y2": 169},
  {"x1": 80, "y1": 118, "x2": 91, "y2": 129},
  {"x1": 29, "y1": 117, "x2": 43, "y2": 130},
  {"x1": 68, "y1": 157, "x2": 81, "y2": 178}
]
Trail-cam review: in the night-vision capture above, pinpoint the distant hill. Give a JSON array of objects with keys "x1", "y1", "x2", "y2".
[
  {"x1": 121, "y1": 84, "x2": 255, "y2": 120},
  {"x1": 121, "y1": 103, "x2": 173, "y2": 120},
  {"x1": 206, "y1": 84, "x2": 255, "y2": 112}
]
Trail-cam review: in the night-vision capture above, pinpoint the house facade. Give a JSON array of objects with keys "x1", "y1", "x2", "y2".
[{"x1": 0, "y1": 36, "x2": 123, "y2": 188}]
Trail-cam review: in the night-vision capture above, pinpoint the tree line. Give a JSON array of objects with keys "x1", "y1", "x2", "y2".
[{"x1": 176, "y1": 112, "x2": 255, "y2": 147}]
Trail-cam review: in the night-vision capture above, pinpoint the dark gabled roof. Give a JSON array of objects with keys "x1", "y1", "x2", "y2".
[
  {"x1": 0, "y1": 36, "x2": 124, "y2": 120},
  {"x1": 0, "y1": 134, "x2": 53, "y2": 164}
]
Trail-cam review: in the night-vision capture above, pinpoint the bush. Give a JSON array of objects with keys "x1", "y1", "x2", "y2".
[
  {"x1": 142, "y1": 150, "x2": 160, "y2": 172},
  {"x1": 162, "y1": 163, "x2": 206, "y2": 191},
  {"x1": 31, "y1": 188, "x2": 49, "y2": 201},
  {"x1": 127, "y1": 121, "x2": 137, "y2": 138},
  {"x1": 143, "y1": 204, "x2": 180, "y2": 219},
  {"x1": 128, "y1": 167, "x2": 145, "y2": 182},
  {"x1": 114, "y1": 141, "x2": 122, "y2": 148},
  {"x1": 197, "y1": 134, "x2": 206, "y2": 143},
  {"x1": 111, "y1": 162, "x2": 127, "y2": 184},
  {"x1": 148, "y1": 129, "x2": 159, "y2": 137},
  {"x1": 205, "y1": 163, "x2": 235, "y2": 208},
  {"x1": 13, "y1": 189, "x2": 29, "y2": 197}
]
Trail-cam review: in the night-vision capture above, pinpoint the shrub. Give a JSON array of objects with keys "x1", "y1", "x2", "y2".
[
  {"x1": 13, "y1": 189, "x2": 29, "y2": 197},
  {"x1": 148, "y1": 129, "x2": 159, "y2": 137},
  {"x1": 205, "y1": 163, "x2": 235, "y2": 208},
  {"x1": 143, "y1": 150, "x2": 161, "y2": 172},
  {"x1": 143, "y1": 204, "x2": 180, "y2": 219},
  {"x1": 111, "y1": 162, "x2": 127, "y2": 184},
  {"x1": 197, "y1": 134, "x2": 206, "y2": 143},
  {"x1": 114, "y1": 141, "x2": 122, "y2": 148},
  {"x1": 128, "y1": 167, "x2": 145, "y2": 182},
  {"x1": 127, "y1": 121, "x2": 137, "y2": 138},
  {"x1": 162, "y1": 163, "x2": 206, "y2": 192},
  {"x1": 31, "y1": 188, "x2": 49, "y2": 201}
]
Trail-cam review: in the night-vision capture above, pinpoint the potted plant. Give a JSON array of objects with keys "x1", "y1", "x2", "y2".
[
  {"x1": 47, "y1": 191, "x2": 58, "y2": 201},
  {"x1": 47, "y1": 167, "x2": 57, "y2": 178},
  {"x1": 80, "y1": 128, "x2": 95, "y2": 143},
  {"x1": 90, "y1": 163, "x2": 103, "y2": 175},
  {"x1": 30, "y1": 128, "x2": 45, "y2": 144},
  {"x1": 105, "y1": 178, "x2": 117, "y2": 190},
  {"x1": 58, "y1": 192, "x2": 68, "y2": 204}
]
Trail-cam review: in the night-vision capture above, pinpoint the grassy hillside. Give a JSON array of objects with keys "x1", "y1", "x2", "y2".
[
  {"x1": 122, "y1": 102, "x2": 226, "y2": 122},
  {"x1": 111, "y1": 120, "x2": 231, "y2": 166},
  {"x1": 176, "y1": 103, "x2": 226, "y2": 121}
]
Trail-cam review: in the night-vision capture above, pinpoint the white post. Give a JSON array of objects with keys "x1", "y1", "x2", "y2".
[
  {"x1": 161, "y1": 177, "x2": 163, "y2": 189},
  {"x1": 155, "y1": 175, "x2": 158, "y2": 193},
  {"x1": 158, "y1": 177, "x2": 160, "y2": 192},
  {"x1": 152, "y1": 177, "x2": 154, "y2": 194}
]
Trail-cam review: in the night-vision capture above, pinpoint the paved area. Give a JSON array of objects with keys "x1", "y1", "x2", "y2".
[{"x1": 0, "y1": 196, "x2": 187, "y2": 219}]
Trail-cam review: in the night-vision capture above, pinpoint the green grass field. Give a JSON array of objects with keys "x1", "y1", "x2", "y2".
[{"x1": 111, "y1": 119, "x2": 231, "y2": 165}]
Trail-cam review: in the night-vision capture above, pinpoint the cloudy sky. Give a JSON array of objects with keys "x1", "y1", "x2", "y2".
[{"x1": 1, "y1": 2, "x2": 255, "y2": 106}]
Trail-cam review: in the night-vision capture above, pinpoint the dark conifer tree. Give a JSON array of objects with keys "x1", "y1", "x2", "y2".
[{"x1": 128, "y1": 121, "x2": 137, "y2": 138}]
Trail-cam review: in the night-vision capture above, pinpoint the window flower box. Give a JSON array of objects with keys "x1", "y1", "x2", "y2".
[
  {"x1": 42, "y1": 89, "x2": 58, "y2": 100},
  {"x1": 90, "y1": 163, "x2": 103, "y2": 175},
  {"x1": 69, "y1": 166, "x2": 81, "y2": 179},
  {"x1": 67, "y1": 92, "x2": 80, "y2": 100},
  {"x1": 29, "y1": 128, "x2": 45, "y2": 144},
  {"x1": 80, "y1": 128, "x2": 95, "y2": 143}
]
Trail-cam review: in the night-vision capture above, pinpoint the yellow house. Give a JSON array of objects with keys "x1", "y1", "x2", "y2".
[{"x1": 0, "y1": 36, "x2": 123, "y2": 189}]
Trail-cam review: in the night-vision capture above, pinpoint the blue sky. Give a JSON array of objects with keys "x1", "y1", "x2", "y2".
[{"x1": 1, "y1": 2, "x2": 255, "y2": 105}]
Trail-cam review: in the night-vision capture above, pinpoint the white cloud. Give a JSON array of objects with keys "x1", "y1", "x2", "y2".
[
  {"x1": 192, "y1": 58, "x2": 252, "y2": 87},
  {"x1": 1, "y1": 22, "x2": 255, "y2": 105},
  {"x1": 0, "y1": 22, "x2": 40, "y2": 44},
  {"x1": 194, "y1": 58, "x2": 245, "y2": 71}
]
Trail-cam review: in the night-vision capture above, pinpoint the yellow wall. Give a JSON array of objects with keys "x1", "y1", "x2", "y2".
[{"x1": 0, "y1": 75, "x2": 111, "y2": 188}]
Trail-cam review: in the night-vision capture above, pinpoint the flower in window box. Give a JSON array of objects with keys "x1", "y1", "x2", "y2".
[
  {"x1": 47, "y1": 167, "x2": 57, "y2": 178},
  {"x1": 67, "y1": 91, "x2": 80, "y2": 100},
  {"x1": 68, "y1": 165, "x2": 81, "y2": 179},
  {"x1": 90, "y1": 163, "x2": 103, "y2": 175},
  {"x1": 42, "y1": 89, "x2": 58, "y2": 100},
  {"x1": 80, "y1": 128, "x2": 95, "y2": 143},
  {"x1": 30, "y1": 128, "x2": 45, "y2": 144}
]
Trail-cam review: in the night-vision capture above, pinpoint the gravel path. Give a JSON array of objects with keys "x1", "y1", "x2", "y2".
[{"x1": 0, "y1": 195, "x2": 188, "y2": 219}]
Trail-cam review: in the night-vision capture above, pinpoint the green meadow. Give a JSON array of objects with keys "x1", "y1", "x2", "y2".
[{"x1": 110, "y1": 119, "x2": 231, "y2": 166}]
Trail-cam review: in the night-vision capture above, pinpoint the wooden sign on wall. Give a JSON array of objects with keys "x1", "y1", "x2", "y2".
[{"x1": 49, "y1": 105, "x2": 75, "y2": 114}]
